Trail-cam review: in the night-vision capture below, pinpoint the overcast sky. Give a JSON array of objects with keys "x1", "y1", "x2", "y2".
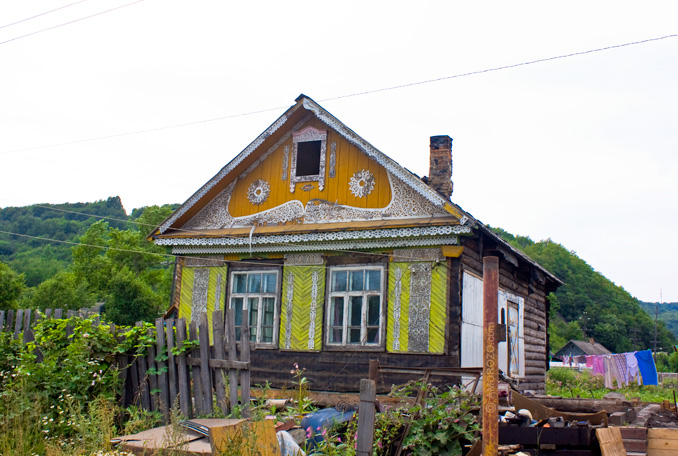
[{"x1": 1, "y1": 1, "x2": 676, "y2": 302}]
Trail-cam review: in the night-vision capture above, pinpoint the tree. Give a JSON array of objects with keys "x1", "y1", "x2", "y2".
[
  {"x1": 31, "y1": 271, "x2": 94, "y2": 311},
  {"x1": 0, "y1": 261, "x2": 26, "y2": 310}
]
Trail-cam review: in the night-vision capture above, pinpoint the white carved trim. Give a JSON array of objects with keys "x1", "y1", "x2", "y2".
[
  {"x1": 293, "y1": 126, "x2": 327, "y2": 143},
  {"x1": 392, "y1": 248, "x2": 444, "y2": 263},
  {"x1": 349, "y1": 169, "x2": 375, "y2": 198},
  {"x1": 284, "y1": 253, "x2": 324, "y2": 265},
  {"x1": 290, "y1": 128, "x2": 327, "y2": 193},
  {"x1": 159, "y1": 225, "x2": 469, "y2": 247},
  {"x1": 159, "y1": 114, "x2": 288, "y2": 233},
  {"x1": 308, "y1": 270, "x2": 319, "y2": 350},
  {"x1": 169, "y1": 235, "x2": 461, "y2": 255},
  {"x1": 247, "y1": 179, "x2": 270, "y2": 205},
  {"x1": 285, "y1": 272, "x2": 294, "y2": 350},
  {"x1": 329, "y1": 142, "x2": 336, "y2": 178},
  {"x1": 392, "y1": 267, "x2": 403, "y2": 351},
  {"x1": 282, "y1": 146, "x2": 289, "y2": 181}
]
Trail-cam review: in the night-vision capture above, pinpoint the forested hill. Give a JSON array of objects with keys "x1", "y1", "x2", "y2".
[
  {"x1": 0, "y1": 197, "x2": 178, "y2": 287},
  {"x1": 491, "y1": 227, "x2": 675, "y2": 354},
  {"x1": 640, "y1": 302, "x2": 678, "y2": 340}
]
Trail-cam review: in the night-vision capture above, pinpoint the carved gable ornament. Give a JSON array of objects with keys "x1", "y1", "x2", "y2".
[{"x1": 290, "y1": 126, "x2": 327, "y2": 193}]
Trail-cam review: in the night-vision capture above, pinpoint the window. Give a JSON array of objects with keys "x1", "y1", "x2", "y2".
[
  {"x1": 326, "y1": 266, "x2": 384, "y2": 347},
  {"x1": 229, "y1": 270, "x2": 279, "y2": 345},
  {"x1": 290, "y1": 126, "x2": 327, "y2": 192}
]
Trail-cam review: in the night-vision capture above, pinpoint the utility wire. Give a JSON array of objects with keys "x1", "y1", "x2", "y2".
[
  {"x1": 0, "y1": 0, "x2": 144, "y2": 46},
  {"x1": 1, "y1": 32, "x2": 676, "y2": 156},
  {"x1": 0, "y1": 0, "x2": 91, "y2": 29}
]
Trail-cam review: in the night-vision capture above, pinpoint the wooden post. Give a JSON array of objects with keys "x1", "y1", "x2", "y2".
[
  {"x1": 212, "y1": 310, "x2": 229, "y2": 416},
  {"x1": 368, "y1": 359, "x2": 379, "y2": 383},
  {"x1": 146, "y1": 328, "x2": 159, "y2": 412},
  {"x1": 175, "y1": 319, "x2": 192, "y2": 418},
  {"x1": 155, "y1": 318, "x2": 170, "y2": 421},
  {"x1": 0, "y1": 311, "x2": 5, "y2": 332},
  {"x1": 226, "y1": 309, "x2": 239, "y2": 412},
  {"x1": 22, "y1": 309, "x2": 33, "y2": 344},
  {"x1": 240, "y1": 318, "x2": 251, "y2": 418},
  {"x1": 13, "y1": 309, "x2": 23, "y2": 339},
  {"x1": 198, "y1": 313, "x2": 213, "y2": 415},
  {"x1": 482, "y1": 256, "x2": 499, "y2": 456},
  {"x1": 134, "y1": 322, "x2": 151, "y2": 411},
  {"x1": 357, "y1": 379, "x2": 376, "y2": 456}
]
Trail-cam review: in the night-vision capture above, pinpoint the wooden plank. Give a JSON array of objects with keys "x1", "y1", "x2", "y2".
[
  {"x1": 198, "y1": 313, "x2": 213, "y2": 415},
  {"x1": 146, "y1": 328, "x2": 159, "y2": 412},
  {"x1": 648, "y1": 439, "x2": 678, "y2": 450},
  {"x1": 155, "y1": 318, "x2": 170, "y2": 421},
  {"x1": 134, "y1": 323, "x2": 151, "y2": 411},
  {"x1": 54, "y1": 308, "x2": 63, "y2": 319},
  {"x1": 129, "y1": 357, "x2": 140, "y2": 406},
  {"x1": 620, "y1": 427, "x2": 647, "y2": 440},
  {"x1": 185, "y1": 358, "x2": 249, "y2": 369},
  {"x1": 356, "y1": 379, "x2": 376, "y2": 456},
  {"x1": 165, "y1": 319, "x2": 178, "y2": 410},
  {"x1": 22, "y1": 309, "x2": 33, "y2": 344},
  {"x1": 648, "y1": 428, "x2": 678, "y2": 440},
  {"x1": 0, "y1": 310, "x2": 5, "y2": 331},
  {"x1": 189, "y1": 321, "x2": 205, "y2": 416},
  {"x1": 226, "y1": 309, "x2": 239, "y2": 412},
  {"x1": 596, "y1": 427, "x2": 627, "y2": 456},
  {"x1": 240, "y1": 319, "x2": 251, "y2": 418},
  {"x1": 212, "y1": 310, "x2": 229, "y2": 416},
  {"x1": 6, "y1": 309, "x2": 15, "y2": 333},
  {"x1": 13, "y1": 308, "x2": 23, "y2": 339},
  {"x1": 647, "y1": 449, "x2": 678, "y2": 456},
  {"x1": 175, "y1": 318, "x2": 192, "y2": 418}
]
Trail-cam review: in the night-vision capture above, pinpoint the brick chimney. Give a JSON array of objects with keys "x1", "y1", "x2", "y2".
[{"x1": 428, "y1": 135, "x2": 453, "y2": 199}]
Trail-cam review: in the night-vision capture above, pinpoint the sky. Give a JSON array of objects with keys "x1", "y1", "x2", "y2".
[{"x1": 0, "y1": 1, "x2": 677, "y2": 302}]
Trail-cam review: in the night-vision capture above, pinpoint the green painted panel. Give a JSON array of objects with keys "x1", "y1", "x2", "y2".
[
  {"x1": 178, "y1": 266, "x2": 228, "y2": 342},
  {"x1": 280, "y1": 265, "x2": 325, "y2": 351}
]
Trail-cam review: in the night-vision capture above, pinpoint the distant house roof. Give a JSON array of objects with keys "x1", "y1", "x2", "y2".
[{"x1": 554, "y1": 340, "x2": 612, "y2": 359}]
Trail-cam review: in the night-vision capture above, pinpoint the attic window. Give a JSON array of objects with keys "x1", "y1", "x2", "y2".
[{"x1": 290, "y1": 126, "x2": 327, "y2": 192}]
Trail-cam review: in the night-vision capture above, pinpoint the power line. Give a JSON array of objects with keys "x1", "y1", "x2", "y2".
[
  {"x1": 1, "y1": 32, "x2": 676, "y2": 156},
  {"x1": 0, "y1": 0, "x2": 145, "y2": 46},
  {"x1": 0, "y1": 0, "x2": 91, "y2": 30}
]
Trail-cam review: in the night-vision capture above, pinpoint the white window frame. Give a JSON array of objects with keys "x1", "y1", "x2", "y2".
[
  {"x1": 228, "y1": 269, "x2": 280, "y2": 347},
  {"x1": 290, "y1": 126, "x2": 327, "y2": 193},
  {"x1": 325, "y1": 265, "x2": 386, "y2": 348}
]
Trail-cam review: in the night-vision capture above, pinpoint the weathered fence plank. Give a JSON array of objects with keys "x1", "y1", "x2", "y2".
[
  {"x1": 166, "y1": 319, "x2": 178, "y2": 409},
  {"x1": 240, "y1": 319, "x2": 251, "y2": 418},
  {"x1": 189, "y1": 320, "x2": 205, "y2": 417},
  {"x1": 212, "y1": 310, "x2": 229, "y2": 416},
  {"x1": 198, "y1": 313, "x2": 213, "y2": 416},
  {"x1": 175, "y1": 318, "x2": 192, "y2": 418},
  {"x1": 146, "y1": 328, "x2": 159, "y2": 412},
  {"x1": 14, "y1": 308, "x2": 24, "y2": 339},
  {"x1": 0, "y1": 311, "x2": 5, "y2": 330},
  {"x1": 226, "y1": 308, "x2": 239, "y2": 412},
  {"x1": 155, "y1": 318, "x2": 170, "y2": 420}
]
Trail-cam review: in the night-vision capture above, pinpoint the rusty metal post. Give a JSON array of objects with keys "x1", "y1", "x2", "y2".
[{"x1": 483, "y1": 256, "x2": 499, "y2": 456}]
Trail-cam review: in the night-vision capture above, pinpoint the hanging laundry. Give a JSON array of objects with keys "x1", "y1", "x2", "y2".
[
  {"x1": 635, "y1": 349, "x2": 658, "y2": 386},
  {"x1": 585, "y1": 355, "x2": 594, "y2": 368},
  {"x1": 625, "y1": 351, "x2": 641, "y2": 385},
  {"x1": 603, "y1": 356, "x2": 615, "y2": 389},
  {"x1": 592, "y1": 355, "x2": 605, "y2": 376},
  {"x1": 611, "y1": 353, "x2": 628, "y2": 388}
]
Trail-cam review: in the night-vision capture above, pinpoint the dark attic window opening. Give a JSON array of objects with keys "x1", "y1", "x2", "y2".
[{"x1": 296, "y1": 140, "x2": 321, "y2": 176}]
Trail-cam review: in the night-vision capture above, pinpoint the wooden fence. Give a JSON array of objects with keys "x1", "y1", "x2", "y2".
[{"x1": 0, "y1": 307, "x2": 251, "y2": 422}]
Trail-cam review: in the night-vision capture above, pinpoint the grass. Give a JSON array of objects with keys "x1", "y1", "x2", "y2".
[{"x1": 546, "y1": 367, "x2": 678, "y2": 402}]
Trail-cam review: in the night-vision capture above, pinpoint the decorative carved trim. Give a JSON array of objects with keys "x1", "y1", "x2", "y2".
[
  {"x1": 308, "y1": 271, "x2": 319, "y2": 350},
  {"x1": 247, "y1": 179, "x2": 270, "y2": 205},
  {"x1": 282, "y1": 146, "x2": 289, "y2": 181},
  {"x1": 284, "y1": 253, "x2": 324, "y2": 265},
  {"x1": 285, "y1": 273, "x2": 294, "y2": 349},
  {"x1": 392, "y1": 267, "x2": 403, "y2": 351},
  {"x1": 183, "y1": 257, "x2": 225, "y2": 267},
  {"x1": 392, "y1": 248, "x2": 444, "y2": 263},
  {"x1": 290, "y1": 126, "x2": 327, "y2": 193},
  {"x1": 161, "y1": 225, "x2": 467, "y2": 247},
  {"x1": 349, "y1": 169, "x2": 375, "y2": 198},
  {"x1": 408, "y1": 263, "x2": 432, "y2": 352},
  {"x1": 160, "y1": 114, "x2": 288, "y2": 233},
  {"x1": 169, "y1": 235, "x2": 461, "y2": 255},
  {"x1": 191, "y1": 269, "x2": 210, "y2": 318},
  {"x1": 329, "y1": 142, "x2": 336, "y2": 178}
]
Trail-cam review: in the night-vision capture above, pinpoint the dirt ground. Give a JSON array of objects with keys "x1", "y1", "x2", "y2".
[{"x1": 646, "y1": 408, "x2": 678, "y2": 428}]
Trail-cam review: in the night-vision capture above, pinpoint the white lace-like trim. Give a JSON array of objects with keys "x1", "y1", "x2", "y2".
[
  {"x1": 392, "y1": 267, "x2": 403, "y2": 351},
  {"x1": 349, "y1": 169, "x2": 375, "y2": 198},
  {"x1": 247, "y1": 179, "x2": 270, "y2": 205},
  {"x1": 159, "y1": 114, "x2": 288, "y2": 233},
  {"x1": 285, "y1": 272, "x2": 294, "y2": 350},
  {"x1": 308, "y1": 271, "x2": 319, "y2": 350},
  {"x1": 168, "y1": 235, "x2": 461, "y2": 254}
]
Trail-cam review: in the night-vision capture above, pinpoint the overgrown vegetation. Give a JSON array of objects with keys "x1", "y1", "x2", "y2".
[
  {"x1": 546, "y1": 367, "x2": 678, "y2": 402},
  {"x1": 491, "y1": 227, "x2": 676, "y2": 354}
]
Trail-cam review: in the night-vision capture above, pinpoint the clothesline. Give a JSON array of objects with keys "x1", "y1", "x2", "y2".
[{"x1": 561, "y1": 349, "x2": 658, "y2": 388}]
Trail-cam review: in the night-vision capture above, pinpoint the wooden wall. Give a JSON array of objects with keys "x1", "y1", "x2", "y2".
[{"x1": 460, "y1": 234, "x2": 550, "y2": 392}]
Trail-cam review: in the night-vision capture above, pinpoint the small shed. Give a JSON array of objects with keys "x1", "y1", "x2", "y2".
[{"x1": 554, "y1": 340, "x2": 611, "y2": 359}]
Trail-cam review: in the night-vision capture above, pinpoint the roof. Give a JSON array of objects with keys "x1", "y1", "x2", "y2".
[{"x1": 555, "y1": 340, "x2": 612, "y2": 357}]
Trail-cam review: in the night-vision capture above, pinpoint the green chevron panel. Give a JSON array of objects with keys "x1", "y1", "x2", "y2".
[
  {"x1": 387, "y1": 262, "x2": 411, "y2": 353},
  {"x1": 280, "y1": 265, "x2": 325, "y2": 351},
  {"x1": 429, "y1": 262, "x2": 448, "y2": 354}
]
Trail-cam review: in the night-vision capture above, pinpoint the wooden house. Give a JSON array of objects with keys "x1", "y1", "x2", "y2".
[
  {"x1": 150, "y1": 95, "x2": 561, "y2": 393},
  {"x1": 554, "y1": 340, "x2": 611, "y2": 360}
]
